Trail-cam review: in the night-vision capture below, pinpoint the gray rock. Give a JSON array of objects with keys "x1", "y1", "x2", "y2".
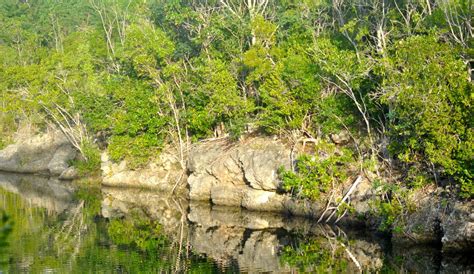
[
  {"x1": 187, "y1": 141, "x2": 226, "y2": 173},
  {"x1": 48, "y1": 145, "x2": 76, "y2": 175},
  {"x1": 187, "y1": 136, "x2": 291, "y2": 212},
  {"x1": 391, "y1": 188, "x2": 473, "y2": 252},
  {"x1": 186, "y1": 201, "x2": 384, "y2": 272},
  {"x1": 59, "y1": 166, "x2": 79, "y2": 180},
  {"x1": 350, "y1": 239, "x2": 384, "y2": 270},
  {"x1": 441, "y1": 202, "x2": 474, "y2": 251},
  {"x1": 211, "y1": 185, "x2": 243, "y2": 207},
  {"x1": 282, "y1": 198, "x2": 323, "y2": 217},
  {"x1": 188, "y1": 174, "x2": 215, "y2": 201},
  {"x1": 237, "y1": 231, "x2": 284, "y2": 272},
  {"x1": 100, "y1": 187, "x2": 189, "y2": 235},
  {"x1": 188, "y1": 202, "x2": 285, "y2": 230},
  {"x1": 392, "y1": 190, "x2": 441, "y2": 244},
  {"x1": 210, "y1": 154, "x2": 245, "y2": 186},
  {"x1": 241, "y1": 188, "x2": 286, "y2": 212},
  {"x1": 0, "y1": 130, "x2": 76, "y2": 175},
  {"x1": 238, "y1": 138, "x2": 289, "y2": 191},
  {"x1": 348, "y1": 178, "x2": 373, "y2": 214},
  {"x1": 190, "y1": 225, "x2": 245, "y2": 265},
  {"x1": 186, "y1": 134, "x2": 473, "y2": 251},
  {"x1": 0, "y1": 172, "x2": 75, "y2": 213},
  {"x1": 101, "y1": 150, "x2": 188, "y2": 194},
  {"x1": 330, "y1": 130, "x2": 351, "y2": 144}
]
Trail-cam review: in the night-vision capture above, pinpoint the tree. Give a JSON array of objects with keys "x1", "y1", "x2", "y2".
[
  {"x1": 311, "y1": 38, "x2": 377, "y2": 156},
  {"x1": 381, "y1": 35, "x2": 473, "y2": 197}
]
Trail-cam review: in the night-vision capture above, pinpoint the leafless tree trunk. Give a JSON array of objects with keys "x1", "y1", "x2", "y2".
[
  {"x1": 90, "y1": 0, "x2": 116, "y2": 57},
  {"x1": 440, "y1": 0, "x2": 473, "y2": 48},
  {"x1": 183, "y1": 4, "x2": 219, "y2": 59},
  {"x1": 321, "y1": 73, "x2": 375, "y2": 157},
  {"x1": 220, "y1": 0, "x2": 269, "y2": 18},
  {"x1": 372, "y1": 0, "x2": 389, "y2": 55},
  {"x1": 332, "y1": 0, "x2": 360, "y2": 60},
  {"x1": 113, "y1": 0, "x2": 132, "y2": 47},
  {"x1": 167, "y1": 91, "x2": 185, "y2": 169},
  {"x1": 219, "y1": 0, "x2": 269, "y2": 45},
  {"x1": 50, "y1": 15, "x2": 63, "y2": 53},
  {"x1": 42, "y1": 103, "x2": 89, "y2": 160},
  {"x1": 152, "y1": 72, "x2": 187, "y2": 170}
]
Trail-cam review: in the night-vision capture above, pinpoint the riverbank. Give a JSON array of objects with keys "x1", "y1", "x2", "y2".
[{"x1": 0, "y1": 130, "x2": 472, "y2": 252}]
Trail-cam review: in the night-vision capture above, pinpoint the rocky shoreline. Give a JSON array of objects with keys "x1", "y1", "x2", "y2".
[
  {"x1": 0, "y1": 130, "x2": 472, "y2": 252},
  {"x1": 0, "y1": 129, "x2": 77, "y2": 179}
]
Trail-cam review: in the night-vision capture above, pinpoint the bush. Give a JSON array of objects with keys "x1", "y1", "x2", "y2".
[
  {"x1": 369, "y1": 180, "x2": 416, "y2": 232},
  {"x1": 106, "y1": 79, "x2": 168, "y2": 168},
  {"x1": 279, "y1": 141, "x2": 354, "y2": 200},
  {"x1": 381, "y1": 35, "x2": 473, "y2": 198},
  {"x1": 72, "y1": 142, "x2": 101, "y2": 175},
  {"x1": 184, "y1": 57, "x2": 252, "y2": 140}
]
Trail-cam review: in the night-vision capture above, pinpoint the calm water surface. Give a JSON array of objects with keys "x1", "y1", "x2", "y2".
[{"x1": 0, "y1": 172, "x2": 471, "y2": 273}]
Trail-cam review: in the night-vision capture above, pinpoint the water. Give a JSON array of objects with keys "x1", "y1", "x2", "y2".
[{"x1": 0, "y1": 172, "x2": 472, "y2": 273}]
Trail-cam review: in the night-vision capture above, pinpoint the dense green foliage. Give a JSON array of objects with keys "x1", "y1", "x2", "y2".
[
  {"x1": 0, "y1": 0, "x2": 472, "y2": 196},
  {"x1": 381, "y1": 36, "x2": 473, "y2": 197},
  {"x1": 279, "y1": 141, "x2": 354, "y2": 200}
]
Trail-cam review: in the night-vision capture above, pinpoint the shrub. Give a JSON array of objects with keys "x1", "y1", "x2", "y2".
[
  {"x1": 106, "y1": 79, "x2": 168, "y2": 168},
  {"x1": 279, "y1": 141, "x2": 354, "y2": 200},
  {"x1": 72, "y1": 142, "x2": 101, "y2": 175},
  {"x1": 381, "y1": 35, "x2": 473, "y2": 198}
]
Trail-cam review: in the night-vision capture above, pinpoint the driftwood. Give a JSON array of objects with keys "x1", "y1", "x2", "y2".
[{"x1": 318, "y1": 175, "x2": 363, "y2": 223}]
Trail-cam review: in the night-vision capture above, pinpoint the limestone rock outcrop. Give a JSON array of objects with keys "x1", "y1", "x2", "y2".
[
  {"x1": 0, "y1": 129, "x2": 76, "y2": 177},
  {"x1": 187, "y1": 136, "x2": 291, "y2": 212},
  {"x1": 391, "y1": 187, "x2": 473, "y2": 252},
  {"x1": 441, "y1": 201, "x2": 474, "y2": 251},
  {"x1": 100, "y1": 150, "x2": 188, "y2": 195}
]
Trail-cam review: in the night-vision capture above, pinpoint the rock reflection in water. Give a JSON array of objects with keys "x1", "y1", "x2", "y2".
[
  {"x1": 0, "y1": 172, "x2": 75, "y2": 213},
  {"x1": 102, "y1": 187, "x2": 384, "y2": 272},
  {"x1": 0, "y1": 172, "x2": 84, "y2": 272},
  {"x1": 102, "y1": 187, "x2": 474, "y2": 273},
  {"x1": 188, "y1": 202, "x2": 383, "y2": 272},
  {"x1": 0, "y1": 174, "x2": 472, "y2": 273}
]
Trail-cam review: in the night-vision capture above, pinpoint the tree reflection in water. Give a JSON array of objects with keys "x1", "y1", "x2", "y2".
[{"x1": 0, "y1": 173, "x2": 472, "y2": 273}]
